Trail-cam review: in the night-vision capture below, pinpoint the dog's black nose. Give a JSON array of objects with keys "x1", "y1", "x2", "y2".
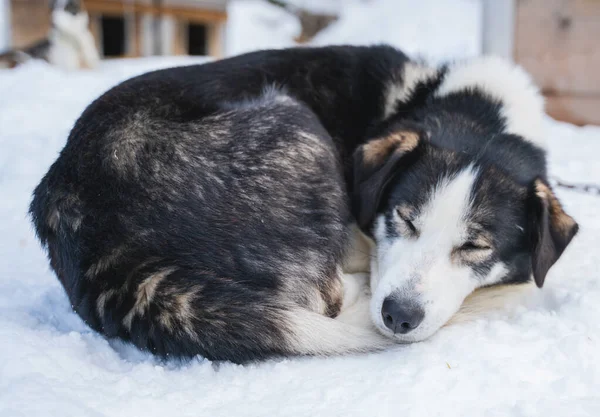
[{"x1": 381, "y1": 297, "x2": 425, "y2": 334}]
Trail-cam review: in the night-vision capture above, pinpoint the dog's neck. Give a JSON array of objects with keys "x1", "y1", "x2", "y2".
[{"x1": 385, "y1": 57, "x2": 546, "y2": 150}]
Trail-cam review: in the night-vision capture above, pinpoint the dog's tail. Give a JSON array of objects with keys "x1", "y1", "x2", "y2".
[
  {"x1": 96, "y1": 265, "x2": 392, "y2": 362},
  {"x1": 36, "y1": 245, "x2": 391, "y2": 363},
  {"x1": 282, "y1": 307, "x2": 394, "y2": 356}
]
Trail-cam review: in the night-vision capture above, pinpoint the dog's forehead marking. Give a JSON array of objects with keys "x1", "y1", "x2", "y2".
[
  {"x1": 415, "y1": 166, "x2": 478, "y2": 241},
  {"x1": 379, "y1": 166, "x2": 479, "y2": 275}
]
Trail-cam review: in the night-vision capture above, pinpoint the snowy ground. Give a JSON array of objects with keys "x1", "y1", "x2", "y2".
[
  {"x1": 3, "y1": 0, "x2": 600, "y2": 403},
  {"x1": 1, "y1": 55, "x2": 599, "y2": 417},
  {"x1": 226, "y1": 0, "x2": 481, "y2": 62}
]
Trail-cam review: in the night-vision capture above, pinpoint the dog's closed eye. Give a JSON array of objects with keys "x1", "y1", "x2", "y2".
[
  {"x1": 459, "y1": 241, "x2": 491, "y2": 251},
  {"x1": 453, "y1": 240, "x2": 493, "y2": 264},
  {"x1": 395, "y1": 206, "x2": 419, "y2": 237}
]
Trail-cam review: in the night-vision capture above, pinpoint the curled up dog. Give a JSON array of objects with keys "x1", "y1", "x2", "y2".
[{"x1": 30, "y1": 46, "x2": 578, "y2": 363}]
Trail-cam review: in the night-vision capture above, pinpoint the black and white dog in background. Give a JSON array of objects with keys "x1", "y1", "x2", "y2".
[
  {"x1": 0, "y1": 0, "x2": 99, "y2": 70},
  {"x1": 30, "y1": 45, "x2": 578, "y2": 363}
]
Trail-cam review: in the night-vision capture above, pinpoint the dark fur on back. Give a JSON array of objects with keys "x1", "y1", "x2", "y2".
[
  {"x1": 32, "y1": 93, "x2": 354, "y2": 361},
  {"x1": 77, "y1": 46, "x2": 409, "y2": 184},
  {"x1": 30, "y1": 46, "x2": 409, "y2": 362}
]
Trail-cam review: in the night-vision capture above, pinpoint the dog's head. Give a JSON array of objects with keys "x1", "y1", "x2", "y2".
[
  {"x1": 353, "y1": 125, "x2": 578, "y2": 342},
  {"x1": 50, "y1": 0, "x2": 83, "y2": 15}
]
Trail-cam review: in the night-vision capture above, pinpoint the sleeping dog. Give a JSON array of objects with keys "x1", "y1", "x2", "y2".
[{"x1": 30, "y1": 46, "x2": 577, "y2": 362}]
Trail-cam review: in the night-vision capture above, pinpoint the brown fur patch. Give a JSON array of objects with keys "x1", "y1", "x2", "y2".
[
  {"x1": 85, "y1": 246, "x2": 128, "y2": 279},
  {"x1": 96, "y1": 289, "x2": 117, "y2": 317},
  {"x1": 157, "y1": 285, "x2": 203, "y2": 341},
  {"x1": 535, "y1": 180, "x2": 577, "y2": 238},
  {"x1": 173, "y1": 289, "x2": 201, "y2": 340},
  {"x1": 318, "y1": 266, "x2": 344, "y2": 318},
  {"x1": 362, "y1": 131, "x2": 420, "y2": 167},
  {"x1": 122, "y1": 267, "x2": 177, "y2": 329}
]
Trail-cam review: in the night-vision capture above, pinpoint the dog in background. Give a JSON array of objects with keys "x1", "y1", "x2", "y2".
[
  {"x1": 30, "y1": 46, "x2": 578, "y2": 363},
  {"x1": 0, "y1": 0, "x2": 99, "y2": 70}
]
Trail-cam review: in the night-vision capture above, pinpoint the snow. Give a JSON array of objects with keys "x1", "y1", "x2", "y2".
[
  {"x1": 226, "y1": 0, "x2": 301, "y2": 57},
  {"x1": 1, "y1": 1, "x2": 599, "y2": 414},
  {"x1": 311, "y1": 0, "x2": 482, "y2": 62},
  {"x1": 226, "y1": 0, "x2": 482, "y2": 62}
]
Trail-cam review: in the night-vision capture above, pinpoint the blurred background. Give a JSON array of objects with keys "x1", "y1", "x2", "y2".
[{"x1": 0, "y1": 0, "x2": 598, "y2": 126}]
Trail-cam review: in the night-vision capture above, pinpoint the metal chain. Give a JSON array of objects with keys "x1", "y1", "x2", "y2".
[{"x1": 550, "y1": 176, "x2": 600, "y2": 196}]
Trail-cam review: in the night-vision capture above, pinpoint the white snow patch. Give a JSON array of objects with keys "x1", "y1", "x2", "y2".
[
  {"x1": 227, "y1": 0, "x2": 482, "y2": 63},
  {"x1": 226, "y1": 0, "x2": 301, "y2": 57}
]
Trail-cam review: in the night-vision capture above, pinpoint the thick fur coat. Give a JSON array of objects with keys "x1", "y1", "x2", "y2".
[{"x1": 30, "y1": 46, "x2": 577, "y2": 362}]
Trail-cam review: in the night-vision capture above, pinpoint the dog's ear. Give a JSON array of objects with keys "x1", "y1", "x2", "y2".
[
  {"x1": 528, "y1": 179, "x2": 578, "y2": 287},
  {"x1": 353, "y1": 130, "x2": 422, "y2": 230}
]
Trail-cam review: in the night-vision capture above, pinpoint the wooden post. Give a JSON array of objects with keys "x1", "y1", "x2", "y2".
[
  {"x1": 207, "y1": 22, "x2": 223, "y2": 58},
  {"x1": 152, "y1": 0, "x2": 162, "y2": 55},
  {"x1": 514, "y1": 0, "x2": 600, "y2": 125},
  {"x1": 10, "y1": 0, "x2": 51, "y2": 48}
]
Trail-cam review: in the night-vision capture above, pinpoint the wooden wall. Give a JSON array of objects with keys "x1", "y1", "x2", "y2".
[
  {"x1": 84, "y1": 0, "x2": 226, "y2": 58},
  {"x1": 10, "y1": 0, "x2": 50, "y2": 48},
  {"x1": 515, "y1": 0, "x2": 600, "y2": 125},
  {"x1": 9, "y1": 0, "x2": 226, "y2": 58}
]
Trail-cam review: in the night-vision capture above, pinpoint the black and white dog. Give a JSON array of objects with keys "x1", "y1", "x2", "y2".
[
  {"x1": 0, "y1": 0, "x2": 99, "y2": 70},
  {"x1": 30, "y1": 46, "x2": 578, "y2": 363}
]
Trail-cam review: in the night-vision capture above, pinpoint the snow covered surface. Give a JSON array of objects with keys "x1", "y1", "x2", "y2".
[
  {"x1": 311, "y1": 0, "x2": 482, "y2": 62},
  {"x1": 226, "y1": 0, "x2": 482, "y2": 62},
  {"x1": 226, "y1": 0, "x2": 301, "y2": 57},
  {"x1": 0, "y1": 53, "x2": 599, "y2": 416}
]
